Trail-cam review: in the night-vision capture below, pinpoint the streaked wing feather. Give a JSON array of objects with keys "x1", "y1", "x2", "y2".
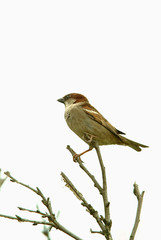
[{"x1": 82, "y1": 103, "x2": 125, "y2": 137}]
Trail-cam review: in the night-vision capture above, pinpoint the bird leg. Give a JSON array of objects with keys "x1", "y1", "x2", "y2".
[
  {"x1": 73, "y1": 133, "x2": 96, "y2": 162},
  {"x1": 73, "y1": 146, "x2": 93, "y2": 162}
]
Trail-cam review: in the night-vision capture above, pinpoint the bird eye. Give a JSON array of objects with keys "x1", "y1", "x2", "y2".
[{"x1": 65, "y1": 94, "x2": 71, "y2": 100}]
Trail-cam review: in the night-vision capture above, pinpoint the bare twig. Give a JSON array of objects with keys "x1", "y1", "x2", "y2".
[
  {"x1": 0, "y1": 150, "x2": 144, "y2": 240},
  {"x1": 61, "y1": 172, "x2": 83, "y2": 200},
  {"x1": 130, "y1": 183, "x2": 145, "y2": 240},
  {"x1": 2, "y1": 172, "x2": 84, "y2": 240},
  {"x1": 61, "y1": 172, "x2": 107, "y2": 235},
  {"x1": 66, "y1": 145, "x2": 103, "y2": 195},
  {"x1": 18, "y1": 207, "x2": 49, "y2": 218},
  {"x1": 67, "y1": 145, "x2": 111, "y2": 226},
  {"x1": 0, "y1": 213, "x2": 55, "y2": 226},
  {"x1": 5, "y1": 171, "x2": 38, "y2": 194},
  {"x1": 94, "y1": 145, "x2": 111, "y2": 226},
  {"x1": 90, "y1": 228, "x2": 104, "y2": 235},
  {"x1": 66, "y1": 145, "x2": 112, "y2": 240}
]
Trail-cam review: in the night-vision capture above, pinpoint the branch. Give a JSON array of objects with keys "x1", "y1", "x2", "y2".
[
  {"x1": 130, "y1": 183, "x2": 145, "y2": 240},
  {"x1": 90, "y1": 228, "x2": 104, "y2": 235},
  {"x1": 0, "y1": 213, "x2": 54, "y2": 226},
  {"x1": 66, "y1": 145, "x2": 112, "y2": 240},
  {"x1": 18, "y1": 207, "x2": 49, "y2": 218},
  {"x1": 95, "y1": 145, "x2": 111, "y2": 226},
  {"x1": 61, "y1": 172, "x2": 83, "y2": 200},
  {"x1": 1, "y1": 172, "x2": 84, "y2": 240},
  {"x1": 4, "y1": 171, "x2": 38, "y2": 194},
  {"x1": 61, "y1": 172, "x2": 107, "y2": 235},
  {"x1": 66, "y1": 146, "x2": 102, "y2": 195}
]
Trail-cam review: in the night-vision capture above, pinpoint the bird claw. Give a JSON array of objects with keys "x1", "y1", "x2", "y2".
[{"x1": 73, "y1": 154, "x2": 83, "y2": 163}]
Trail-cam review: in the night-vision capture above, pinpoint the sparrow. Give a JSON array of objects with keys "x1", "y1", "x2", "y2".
[{"x1": 57, "y1": 93, "x2": 148, "y2": 158}]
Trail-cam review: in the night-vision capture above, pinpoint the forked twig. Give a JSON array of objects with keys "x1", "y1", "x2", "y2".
[
  {"x1": 0, "y1": 172, "x2": 84, "y2": 240},
  {"x1": 66, "y1": 145, "x2": 112, "y2": 240},
  {"x1": 130, "y1": 183, "x2": 145, "y2": 240},
  {"x1": 0, "y1": 150, "x2": 145, "y2": 240},
  {"x1": 66, "y1": 145, "x2": 102, "y2": 194},
  {"x1": 61, "y1": 172, "x2": 108, "y2": 236}
]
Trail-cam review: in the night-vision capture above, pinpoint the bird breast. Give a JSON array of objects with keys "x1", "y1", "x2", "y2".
[{"x1": 64, "y1": 104, "x2": 89, "y2": 138}]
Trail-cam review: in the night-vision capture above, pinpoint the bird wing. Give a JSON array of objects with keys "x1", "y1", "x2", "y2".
[{"x1": 82, "y1": 103, "x2": 125, "y2": 137}]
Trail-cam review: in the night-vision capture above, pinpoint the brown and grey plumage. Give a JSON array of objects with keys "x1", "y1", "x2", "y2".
[{"x1": 58, "y1": 93, "x2": 148, "y2": 155}]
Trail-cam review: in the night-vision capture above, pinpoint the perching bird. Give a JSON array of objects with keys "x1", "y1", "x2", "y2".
[{"x1": 57, "y1": 93, "x2": 148, "y2": 157}]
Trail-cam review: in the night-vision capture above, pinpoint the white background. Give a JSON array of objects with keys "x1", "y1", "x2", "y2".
[{"x1": 0, "y1": 1, "x2": 160, "y2": 240}]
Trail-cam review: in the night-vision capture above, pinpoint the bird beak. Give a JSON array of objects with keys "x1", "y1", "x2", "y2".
[{"x1": 57, "y1": 97, "x2": 65, "y2": 104}]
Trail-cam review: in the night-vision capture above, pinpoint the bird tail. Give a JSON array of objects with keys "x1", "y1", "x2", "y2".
[{"x1": 119, "y1": 135, "x2": 149, "y2": 152}]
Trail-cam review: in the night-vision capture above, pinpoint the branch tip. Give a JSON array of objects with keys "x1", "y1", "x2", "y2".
[{"x1": 130, "y1": 183, "x2": 145, "y2": 240}]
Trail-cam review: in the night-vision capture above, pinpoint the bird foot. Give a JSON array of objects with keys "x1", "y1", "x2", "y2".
[
  {"x1": 73, "y1": 146, "x2": 93, "y2": 162},
  {"x1": 73, "y1": 153, "x2": 82, "y2": 162}
]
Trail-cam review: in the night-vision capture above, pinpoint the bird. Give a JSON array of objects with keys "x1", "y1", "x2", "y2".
[{"x1": 57, "y1": 93, "x2": 148, "y2": 158}]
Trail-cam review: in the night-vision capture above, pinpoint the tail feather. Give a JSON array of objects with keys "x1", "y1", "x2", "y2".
[{"x1": 120, "y1": 136, "x2": 149, "y2": 152}]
